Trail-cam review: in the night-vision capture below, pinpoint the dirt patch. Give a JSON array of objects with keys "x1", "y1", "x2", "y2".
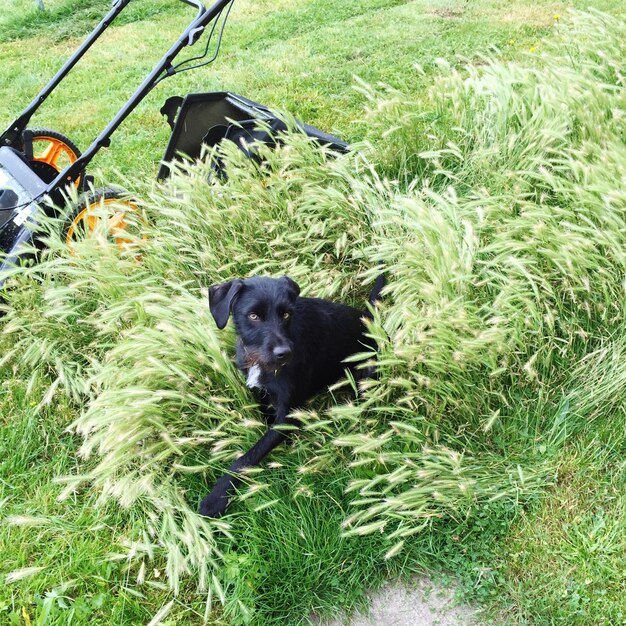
[
  {"x1": 430, "y1": 7, "x2": 465, "y2": 19},
  {"x1": 489, "y1": 3, "x2": 563, "y2": 27},
  {"x1": 316, "y1": 578, "x2": 480, "y2": 626}
]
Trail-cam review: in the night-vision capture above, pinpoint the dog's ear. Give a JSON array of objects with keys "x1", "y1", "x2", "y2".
[
  {"x1": 280, "y1": 276, "x2": 300, "y2": 300},
  {"x1": 208, "y1": 279, "x2": 244, "y2": 329}
]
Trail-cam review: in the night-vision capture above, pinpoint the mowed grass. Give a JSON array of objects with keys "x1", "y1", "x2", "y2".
[
  {"x1": 497, "y1": 443, "x2": 625, "y2": 624},
  {"x1": 0, "y1": 0, "x2": 605, "y2": 183},
  {"x1": 1, "y1": 2, "x2": 625, "y2": 626}
]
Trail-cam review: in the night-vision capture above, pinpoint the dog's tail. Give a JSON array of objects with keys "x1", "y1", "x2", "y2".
[
  {"x1": 368, "y1": 271, "x2": 385, "y2": 306},
  {"x1": 364, "y1": 268, "x2": 385, "y2": 320}
]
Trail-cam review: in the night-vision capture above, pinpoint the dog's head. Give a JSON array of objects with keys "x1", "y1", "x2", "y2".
[{"x1": 208, "y1": 276, "x2": 301, "y2": 372}]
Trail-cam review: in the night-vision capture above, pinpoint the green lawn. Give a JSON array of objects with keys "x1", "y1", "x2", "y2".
[
  {"x1": 1, "y1": 1, "x2": 625, "y2": 625},
  {"x1": 1, "y1": 0, "x2": 600, "y2": 183}
]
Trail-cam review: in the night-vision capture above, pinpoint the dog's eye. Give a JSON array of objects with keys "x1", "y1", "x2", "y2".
[
  {"x1": 248, "y1": 312, "x2": 260, "y2": 321},
  {"x1": 282, "y1": 311, "x2": 291, "y2": 320}
]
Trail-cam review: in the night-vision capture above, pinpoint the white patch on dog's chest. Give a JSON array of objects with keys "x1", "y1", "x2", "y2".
[{"x1": 246, "y1": 365, "x2": 263, "y2": 389}]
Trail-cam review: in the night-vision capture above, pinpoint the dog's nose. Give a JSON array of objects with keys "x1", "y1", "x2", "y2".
[{"x1": 273, "y1": 345, "x2": 291, "y2": 362}]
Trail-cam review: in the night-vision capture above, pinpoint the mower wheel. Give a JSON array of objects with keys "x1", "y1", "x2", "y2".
[
  {"x1": 22, "y1": 128, "x2": 83, "y2": 188},
  {"x1": 64, "y1": 187, "x2": 144, "y2": 255}
]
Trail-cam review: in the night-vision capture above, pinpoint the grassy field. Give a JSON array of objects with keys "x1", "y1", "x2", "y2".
[
  {"x1": 1, "y1": 1, "x2": 625, "y2": 625},
  {"x1": 3, "y1": 0, "x2": 615, "y2": 183}
]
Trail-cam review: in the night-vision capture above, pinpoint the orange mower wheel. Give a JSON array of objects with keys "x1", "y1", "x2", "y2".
[
  {"x1": 23, "y1": 128, "x2": 83, "y2": 189},
  {"x1": 64, "y1": 187, "x2": 145, "y2": 255}
]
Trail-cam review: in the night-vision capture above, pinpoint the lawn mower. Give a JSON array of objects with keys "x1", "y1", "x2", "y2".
[{"x1": 0, "y1": 0, "x2": 348, "y2": 287}]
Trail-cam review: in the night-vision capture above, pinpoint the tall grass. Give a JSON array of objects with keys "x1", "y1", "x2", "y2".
[
  {"x1": 1, "y1": 9, "x2": 625, "y2": 623},
  {"x1": 321, "y1": 7, "x2": 625, "y2": 542}
]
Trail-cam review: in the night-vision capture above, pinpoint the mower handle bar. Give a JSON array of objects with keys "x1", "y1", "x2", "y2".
[{"x1": 1, "y1": 0, "x2": 233, "y2": 192}]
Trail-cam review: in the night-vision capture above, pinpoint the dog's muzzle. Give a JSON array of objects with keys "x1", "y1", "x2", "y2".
[
  {"x1": 272, "y1": 344, "x2": 292, "y2": 364},
  {"x1": 257, "y1": 344, "x2": 292, "y2": 373}
]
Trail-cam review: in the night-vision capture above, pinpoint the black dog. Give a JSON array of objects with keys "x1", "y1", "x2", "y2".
[{"x1": 199, "y1": 275, "x2": 383, "y2": 517}]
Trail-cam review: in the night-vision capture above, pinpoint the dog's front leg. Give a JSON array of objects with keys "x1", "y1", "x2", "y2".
[
  {"x1": 199, "y1": 409, "x2": 295, "y2": 518},
  {"x1": 253, "y1": 397, "x2": 276, "y2": 425}
]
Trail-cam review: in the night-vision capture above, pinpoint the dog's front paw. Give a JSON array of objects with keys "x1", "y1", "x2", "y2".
[
  {"x1": 199, "y1": 474, "x2": 236, "y2": 517},
  {"x1": 198, "y1": 492, "x2": 229, "y2": 518}
]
